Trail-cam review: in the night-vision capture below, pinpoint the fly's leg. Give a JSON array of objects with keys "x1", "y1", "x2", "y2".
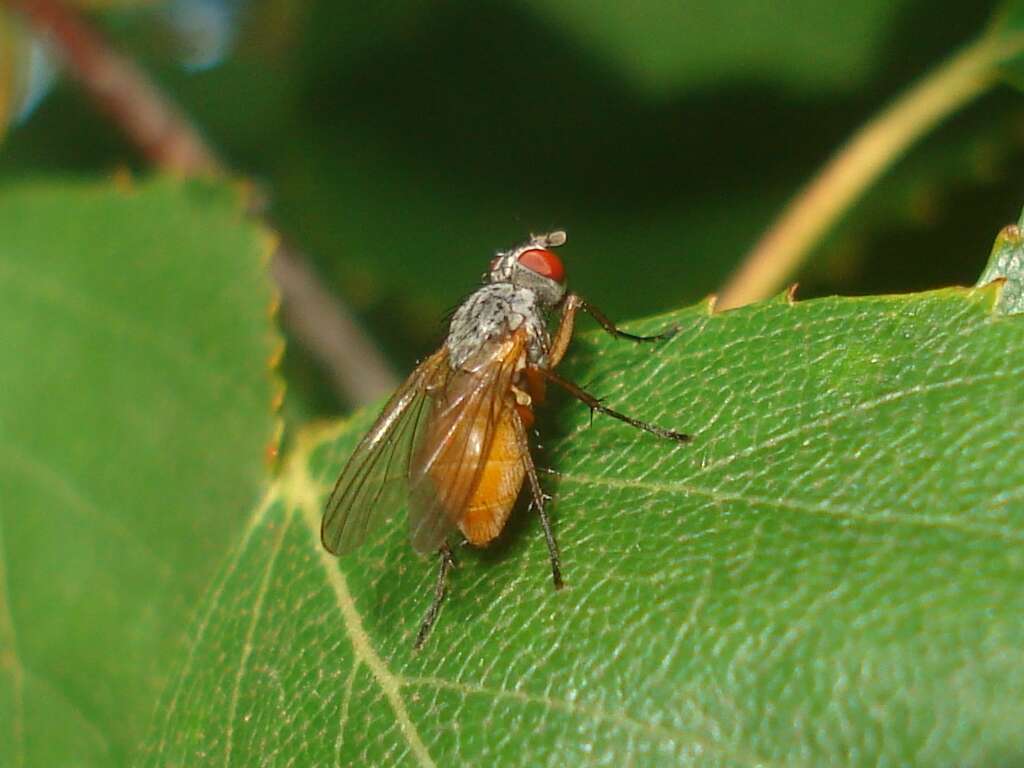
[
  {"x1": 528, "y1": 456, "x2": 562, "y2": 590},
  {"x1": 549, "y1": 294, "x2": 676, "y2": 371},
  {"x1": 539, "y1": 368, "x2": 691, "y2": 443},
  {"x1": 513, "y1": 410, "x2": 563, "y2": 589},
  {"x1": 578, "y1": 298, "x2": 678, "y2": 343},
  {"x1": 548, "y1": 294, "x2": 583, "y2": 368},
  {"x1": 414, "y1": 542, "x2": 455, "y2": 650}
]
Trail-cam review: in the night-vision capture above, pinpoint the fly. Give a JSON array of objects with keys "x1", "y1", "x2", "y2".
[{"x1": 321, "y1": 231, "x2": 690, "y2": 648}]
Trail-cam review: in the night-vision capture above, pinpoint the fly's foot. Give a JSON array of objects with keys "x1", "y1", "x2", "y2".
[
  {"x1": 653, "y1": 323, "x2": 680, "y2": 341},
  {"x1": 414, "y1": 543, "x2": 456, "y2": 651},
  {"x1": 551, "y1": 561, "x2": 564, "y2": 591}
]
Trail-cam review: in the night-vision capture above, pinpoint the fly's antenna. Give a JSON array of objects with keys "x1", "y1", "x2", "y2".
[{"x1": 530, "y1": 230, "x2": 567, "y2": 249}]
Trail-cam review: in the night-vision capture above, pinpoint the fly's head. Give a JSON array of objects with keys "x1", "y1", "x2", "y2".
[{"x1": 487, "y1": 230, "x2": 567, "y2": 307}]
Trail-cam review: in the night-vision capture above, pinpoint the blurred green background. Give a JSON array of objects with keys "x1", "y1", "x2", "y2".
[{"x1": 3, "y1": 0, "x2": 1021, "y2": 418}]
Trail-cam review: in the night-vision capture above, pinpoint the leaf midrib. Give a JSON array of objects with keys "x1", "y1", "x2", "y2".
[{"x1": 288, "y1": 460, "x2": 437, "y2": 768}]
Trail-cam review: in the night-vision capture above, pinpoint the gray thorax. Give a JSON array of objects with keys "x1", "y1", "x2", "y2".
[{"x1": 445, "y1": 283, "x2": 551, "y2": 370}]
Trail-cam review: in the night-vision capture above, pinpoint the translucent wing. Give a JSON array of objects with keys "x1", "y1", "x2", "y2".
[
  {"x1": 321, "y1": 350, "x2": 447, "y2": 555},
  {"x1": 408, "y1": 332, "x2": 527, "y2": 553}
]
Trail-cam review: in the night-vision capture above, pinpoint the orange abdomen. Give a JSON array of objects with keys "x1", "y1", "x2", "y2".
[{"x1": 455, "y1": 405, "x2": 526, "y2": 546}]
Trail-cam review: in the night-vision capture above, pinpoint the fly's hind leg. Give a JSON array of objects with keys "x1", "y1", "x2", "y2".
[
  {"x1": 414, "y1": 542, "x2": 456, "y2": 650},
  {"x1": 513, "y1": 411, "x2": 563, "y2": 590},
  {"x1": 529, "y1": 458, "x2": 562, "y2": 590}
]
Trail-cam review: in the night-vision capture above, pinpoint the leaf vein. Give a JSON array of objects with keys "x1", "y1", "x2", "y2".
[
  {"x1": 695, "y1": 367, "x2": 1021, "y2": 476},
  {"x1": 0, "y1": 444, "x2": 175, "y2": 577},
  {"x1": 334, "y1": 660, "x2": 362, "y2": 764},
  {"x1": 154, "y1": 490, "x2": 279, "y2": 758},
  {"x1": 558, "y1": 473, "x2": 1024, "y2": 542},
  {"x1": 224, "y1": 512, "x2": 291, "y2": 766},
  {"x1": 400, "y1": 675, "x2": 779, "y2": 766},
  {"x1": 0, "y1": 257, "x2": 264, "y2": 411},
  {"x1": 291, "y1": 467, "x2": 436, "y2": 768}
]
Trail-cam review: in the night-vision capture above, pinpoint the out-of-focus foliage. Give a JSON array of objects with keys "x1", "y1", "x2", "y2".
[
  {"x1": 2, "y1": 0, "x2": 1022, "y2": 412},
  {"x1": 0, "y1": 178, "x2": 279, "y2": 766},
  {"x1": 519, "y1": 0, "x2": 903, "y2": 94}
]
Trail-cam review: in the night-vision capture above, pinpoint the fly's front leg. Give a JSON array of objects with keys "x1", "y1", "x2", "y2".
[
  {"x1": 513, "y1": 408, "x2": 563, "y2": 589},
  {"x1": 549, "y1": 294, "x2": 676, "y2": 373},
  {"x1": 414, "y1": 542, "x2": 456, "y2": 650},
  {"x1": 548, "y1": 293, "x2": 583, "y2": 368},
  {"x1": 578, "y1": 297, "x2": 678, "y2": 343}
]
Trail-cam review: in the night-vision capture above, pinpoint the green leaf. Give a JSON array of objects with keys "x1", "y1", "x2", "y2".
[
  {"x1": 0, "y1": 178, "x2": 280, "y2": 766},
  {"x1": 147, "y1": 286, "x2": 1024, "y2": 766},
  {"x1": 517, "y1": 0, "x2": 907, "y2": 94},
  {"x1": 1, "y1": 1, "x2": 1012, "y2": 388},
  {"x1": 977, "y1": 207, "x2": 1024, "y2": 314}
]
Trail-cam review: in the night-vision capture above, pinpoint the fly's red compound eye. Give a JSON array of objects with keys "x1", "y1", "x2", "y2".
[{"x1": 517, "y1": 248, "x2": 565, "y2": 283}]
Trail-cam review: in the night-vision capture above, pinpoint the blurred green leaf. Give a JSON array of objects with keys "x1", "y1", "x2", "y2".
[
  {"x1": 517, "y1": 0, "x2": 907, "y2": 94},
  {"x1": 0, "y1": 0, "x2": 1016, "y2": 423},
  {"x1": 977, "y1": 206, "x2": 1024, "y2": 313},
  {"x1": 0, "y1": 177, "x2": 279, "y2": 766},
  {"x1": 0, "y1": 2, "x2": 1009, "y2": 319},
  {"x1": 994, "y1": 0, "x2": 1024, "y2": 30},
  {"x1": 147, "y1": 285, "x2": 1024, "y2": 766},
  {"x1": 213, "y1": 0, "x2": 1014, "y2": 368}
]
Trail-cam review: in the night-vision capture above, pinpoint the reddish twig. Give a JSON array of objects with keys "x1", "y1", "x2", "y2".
[
  {"x1": 4, "y1": 0, "x2": 399, "y2": 403},
  {"x1": 6, "y1": 0, "x2": 222, "y2": 174},
  {"x1": 271, "y1": 244, "x2": 400, "y2": 405}
]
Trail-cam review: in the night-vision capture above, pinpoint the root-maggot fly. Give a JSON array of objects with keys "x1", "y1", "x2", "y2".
[{"x1": 321, "y1": 231, "x2": 689, "y2": 648}]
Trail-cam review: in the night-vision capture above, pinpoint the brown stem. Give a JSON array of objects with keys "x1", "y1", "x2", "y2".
[
  {"x1": 3, "y1": 0, "x2": 399, "y2": 403},
  {"x1": 717, "y1": 32, "x2": 1024, "y2": 311},
  {"x1": 5, "y1": 0, "x2": 222, "y2": 174},
  {"x1": 271, "y1": 244, "x2": 400, "y2": 404}
]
